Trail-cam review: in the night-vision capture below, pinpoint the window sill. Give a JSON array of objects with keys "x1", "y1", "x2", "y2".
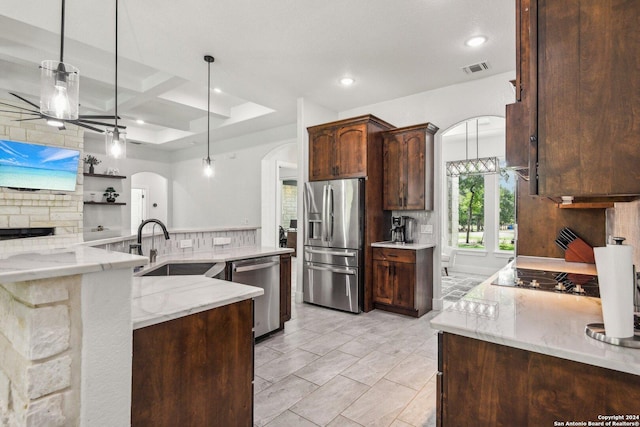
[{"x1": 456, "y1": 249, "x2": 488, "y2": 257}]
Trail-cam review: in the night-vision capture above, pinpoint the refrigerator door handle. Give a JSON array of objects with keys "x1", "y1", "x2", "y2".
[
  {"x1": 328, "y1": 184, "x2": 334, "y2": 241},
  {"x1": 306, "y1": 264, "x2": 356, "y2": 275},
  {"x1": 305, "y1": 248, "x2": 357, "y2": 257},
  {"x1": 321, "y1": 184, "x2": 329, "y2": 242}
]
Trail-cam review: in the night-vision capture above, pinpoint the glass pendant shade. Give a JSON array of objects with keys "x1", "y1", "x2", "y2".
[
  {"x1": 105, "y1": 128, "x2": 127, "y2": 159},
  {"x1": 40, "y1": 60, "x2": 79, "y2": 120},
  {"x1": 203, "y1": 157, "x2": 214, "y2": 177}
]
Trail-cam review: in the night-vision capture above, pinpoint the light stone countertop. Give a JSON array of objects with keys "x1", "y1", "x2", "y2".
[
  {"x1": 134, "y1": 246, "x2": 294, "y2": 275},
  {"x1": 132, "y1": 275, "x2": 263, "y2": 329},
  {"x1": 131, "y1": 246, "x2": 290, "y2": 329},
  {"x1": 0, "y1": 246, "x2": 148, "y2": 282},
  {"x1": 431, "y1": 257, "x2": 640, "y2": 376},
  {"x1": 371, "y1": 241, "x2": 436, "y2": 250}
]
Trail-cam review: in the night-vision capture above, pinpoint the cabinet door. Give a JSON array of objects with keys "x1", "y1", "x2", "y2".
[
  {"x1": 404, "y1": 131, "x2": 426, "y2": 210},
  {"x1": 334, "y1": 123, "x2": 367, "y2": 178},
  {"x1": 309, "y1": 128, "x2": 335, "y2": 181},
  {"x1": 372, "y1": 260, "x2": 393, "y2": 305},
  {"x1": 383, "y1": 134, "x2": 404, "y2": 210},
  {"x1": 536, "y1": 0, "x2": 640, "y2": 196},
  {"x1": 392, "y1": 261, "x2": 416, "y2": 310}
]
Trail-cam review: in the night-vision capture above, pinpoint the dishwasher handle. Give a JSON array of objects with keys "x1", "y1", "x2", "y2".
[
  {"x1": 306, "y1": 264, "x2": 356, "y2": 275},
  {"x1": 233, "y1": 260, "x2": 279, "y2": 273}
]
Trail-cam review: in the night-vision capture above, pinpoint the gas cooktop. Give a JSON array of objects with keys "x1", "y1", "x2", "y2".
[{"x1": 492, "y1": 267, "x2": 600, "y2": 298}]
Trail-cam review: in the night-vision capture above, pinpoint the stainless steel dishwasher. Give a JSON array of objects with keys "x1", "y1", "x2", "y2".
[{"x1": 229, "y1": 255, "x2": 280, "y2": 338}]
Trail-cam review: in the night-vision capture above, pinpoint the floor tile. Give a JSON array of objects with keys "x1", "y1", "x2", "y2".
[
  {"x1": 338, "y1": 334, "x2": 384, "y2": 358},
  {"x1": 299, "y1": 330, "x2": 353, "y2": 356},
  {"x1": 254, "y1": 375, "x2": 273, "y2": 394},
  {"x1": 256, "y1": 349, "x2": 319, "y2": 383},
  {"x1": 342, "y1": 378, "x2": 417, "y2": 426},
  {"x1": 264, "y1": 410, "x2": 319, "y2": 427},
  {"x1": 291, "y1": 375, "x2": 368, "y2": 426},
  {"x1": 255, "y1": 345, "x2": 284, "y2": 368},
  {"x1": 397, "y1": 375, "x2": 438, "y2": 427},
  {"x1": 390, "y1": 420, "x2": 414, "y2": 427},
  {"x1": 378, "y1": 335, "x2": 427, "y2": 358},
  {"x1": 412, "y1": 334, "x2": 438, "y2": 361},
  {"x1": 341, "y1": 350, "x2": 405, "y2": 387},
  {"x1": 261, "y1": 328, "x2": 321, "y2": 354},
  {"x1": 326, "y1": 415, "x2": 363, "y2": 427},
  {"x1": 384, "y1": 353, "x2": 437, "y2": 391},
  {"x1": 254, "y1": 375, "x2": 318, "y2": 427},
  {"x1": 294, "y1": 349, "x2": 359, "y2": 386}
]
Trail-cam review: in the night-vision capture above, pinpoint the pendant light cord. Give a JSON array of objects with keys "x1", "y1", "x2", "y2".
[
  {"x1": 207, "y1": 58, "x2": 210, "y2": 159},
  {"x1": 59, "y1": 0, "x2": 65, "y2": 63},
  {"x1": 114, "y1": 0, "x2": 119, "y2": 129}
]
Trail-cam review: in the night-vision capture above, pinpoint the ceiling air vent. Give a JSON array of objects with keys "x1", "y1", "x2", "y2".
[{"x1": 462, "y1": 61, "x2": 490, "y2": 74}]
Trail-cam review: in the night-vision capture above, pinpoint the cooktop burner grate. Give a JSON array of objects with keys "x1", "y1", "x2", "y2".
[{"x1": 492, "y1": 267, "x2": 600, "y2": 298}]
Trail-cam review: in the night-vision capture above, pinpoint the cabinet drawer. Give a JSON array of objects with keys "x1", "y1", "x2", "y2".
[{"x1": 372, "y1": 247, "x2": 415, "y2": 263}]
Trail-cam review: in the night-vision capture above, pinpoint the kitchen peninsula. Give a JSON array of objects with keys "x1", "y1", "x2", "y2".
[{"x1": 431, "y1": 257, "x2": 640, "y2": 426}]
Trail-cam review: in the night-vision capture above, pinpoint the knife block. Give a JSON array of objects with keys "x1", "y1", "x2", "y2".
[{"x1": 565, "y1": 237, "x2": 596, "y2": 264}]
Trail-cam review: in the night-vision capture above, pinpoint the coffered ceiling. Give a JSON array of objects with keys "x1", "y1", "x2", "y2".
[{"x1": 0, "y1": 0, "x2": 515, "y2": 151}]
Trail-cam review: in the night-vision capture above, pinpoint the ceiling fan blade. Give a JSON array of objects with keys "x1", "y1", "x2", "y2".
[
  {"x1": 78, "y1": 114, "x2": 122, "y2": 120},
  {"x1": 69, "y1": 121, "x2": 105, "y2": 133},
  {"x1": 0, "y1": 101, "x2": 41, "y2": 114},
  {"x1": 14, "y1": 117, "x2": 44, "y2": 122},
  {"x1": 0, "y1": 110, "x2": 40, "y2": 116},
  {"x1": 10, "y1": 92, "x2": 40, "y2": 109},
  {"x1": 79, "y1": 119, "x2": 126, "y2": 129}
]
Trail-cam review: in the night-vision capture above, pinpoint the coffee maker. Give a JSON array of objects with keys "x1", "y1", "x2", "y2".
[
  {"x1": 391, "y1": 216, "x2": 417, "y2": 244},
  {"x1": 391, "y1": 216, "x2": 405, "y2": 243}
]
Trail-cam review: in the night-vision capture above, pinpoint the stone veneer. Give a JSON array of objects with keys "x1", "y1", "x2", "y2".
[
  {"x1": 0, "y1": 101, "x2": 84, "y2": 252},
  {"x1": 0, "y1": 275, "x2": 80, "y2": 426}
]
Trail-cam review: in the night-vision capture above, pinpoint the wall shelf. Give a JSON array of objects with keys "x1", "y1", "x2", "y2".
[
  {"x1": 83, "y1": 173, "x2": 127, "y2": 179},
  {"x1": 84, "y1": 201, "x2": 126, "y2": 206}
]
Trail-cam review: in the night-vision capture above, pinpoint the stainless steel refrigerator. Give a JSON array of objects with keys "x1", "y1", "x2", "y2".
[{"x1": 303, "y1": 178, "x2": 364, "y2": 313}]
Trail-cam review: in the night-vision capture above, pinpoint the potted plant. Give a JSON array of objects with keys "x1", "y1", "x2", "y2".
[
  {"x1": 83, "y1": 155, "x2": 101, "y2": 174},
  {"x1": 103, "y1": 187, "x2": 119, "y2": 203}
]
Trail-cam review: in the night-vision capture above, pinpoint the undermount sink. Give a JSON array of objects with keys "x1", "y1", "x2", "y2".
[{"x1": 141, "y1": 262, "x2": 225, "y2": 278}]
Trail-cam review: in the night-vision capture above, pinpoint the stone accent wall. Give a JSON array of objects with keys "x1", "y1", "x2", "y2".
[
  {"x1": 0, "y1": 101, "x2": 84, "y2": 251},
  {"x1": 0, "y1": 275, "x2": 80, "y2": 426}
]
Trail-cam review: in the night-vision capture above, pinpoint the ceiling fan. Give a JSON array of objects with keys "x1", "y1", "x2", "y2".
[
  {"x1": 0, "y1": 0, "x2": 124, "y2": 134},
  {"x1": 0, "y1": 93, "x2": 125, "y2": 134}
]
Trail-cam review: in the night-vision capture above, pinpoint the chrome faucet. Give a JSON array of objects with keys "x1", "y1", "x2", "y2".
[{"x1": 132, "y1": 219, "x2": 170, "y2": 262}]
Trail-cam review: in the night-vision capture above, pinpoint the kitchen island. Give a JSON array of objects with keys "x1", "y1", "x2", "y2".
[{"x1": 431, "y1": 257, "x2": 640, "y2": 425}]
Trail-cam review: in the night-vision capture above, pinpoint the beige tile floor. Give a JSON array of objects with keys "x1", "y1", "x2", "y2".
[{"x1": 254, "y1": 282, "x2": 441, "y2": 426}]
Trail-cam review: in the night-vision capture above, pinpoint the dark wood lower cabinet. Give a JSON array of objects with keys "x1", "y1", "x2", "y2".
[
  {"x1": 438, "y1": 332, "x2": 640, "y2": 426},
  {"x1": 132, "y1": 300, "x2": 254, "y2": 427}
]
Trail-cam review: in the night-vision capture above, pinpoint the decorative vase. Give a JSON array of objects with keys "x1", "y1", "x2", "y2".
[
  {"x1": 106, "y1": 197, "x2": 116, "y2": 203},
  {"x1": 89, "y1": 164, "x2": 95, "y2": 174}
]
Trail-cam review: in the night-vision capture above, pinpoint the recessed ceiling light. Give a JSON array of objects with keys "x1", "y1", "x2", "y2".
[
  {"x1": 465, "y1": 36, "x2": 487, "y2": 47},
  {"x1": 213, "y1": 88, "x2": 222, "y2": 93},
  {"x1": 46, "y1": 119, "x2": 64, "y2": 127},
  {"x1": 340, "y1": 77, "x2": 355, "y2": 86},
  {"x1": 136, "y1": 119, "x2": 145, "y2": 125}
]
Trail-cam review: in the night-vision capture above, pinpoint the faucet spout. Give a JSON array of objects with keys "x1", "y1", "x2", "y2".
[{"x1": 137, "y1": 219, "x2": 170, "y2": 256}]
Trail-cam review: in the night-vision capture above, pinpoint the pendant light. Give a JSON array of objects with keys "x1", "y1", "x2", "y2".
[
  {"x1": 105, "y1": 0, "x2": 126, "y2": 159},
  {"x1": 203, "y1": 55, "x2": 215, "y2": 177},
  {"x1": 40, "y1": 0, "x2": 79, "y2": 121},
  {"x1": 446, "y1": 119, "x2": 500, "y2": 177}
]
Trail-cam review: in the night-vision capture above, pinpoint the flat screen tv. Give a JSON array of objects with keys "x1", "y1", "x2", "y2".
[{"x1": 0, "y1": 139, "x2": 80, "y2": 192}]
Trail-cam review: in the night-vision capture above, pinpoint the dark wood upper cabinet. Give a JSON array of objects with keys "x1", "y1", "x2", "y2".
[
  {"x1": 308, "y1": 115, "x2": 394, "y2": 181},
  {"x1": 382, "y1": 123, "x2": 438, "y2": 211},
  {"x1": 508, "y1": 0, "x2": 640, "y2": 197}
]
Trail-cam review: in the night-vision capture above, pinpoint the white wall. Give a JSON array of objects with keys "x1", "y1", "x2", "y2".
[
  {"x1": 261, "y1": 143, "x2": 297, "y2": 247},
  {"x1": 82, "y1": 136, "x2": 173, "y2": 239},
  {"x1": 338, "y1": 71, "x2": 516, "y2": 306},
  {"x1": 171, "y1": 124, "x2": 296, "y2": 229},
  {"x1": 131, "y1": 172, "x2": 169, "y2": 227}
]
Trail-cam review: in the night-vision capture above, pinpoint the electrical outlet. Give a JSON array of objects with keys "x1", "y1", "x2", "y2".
[
  {"x1": 421, "y1": 224, "x2": 433, "y2": 234},
  {"x1": 214, "y1": 237, "x2": 231, "y2": 245},
  {"x1": 179, "y1": 239, "x2": 193, "y2": 248}
]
